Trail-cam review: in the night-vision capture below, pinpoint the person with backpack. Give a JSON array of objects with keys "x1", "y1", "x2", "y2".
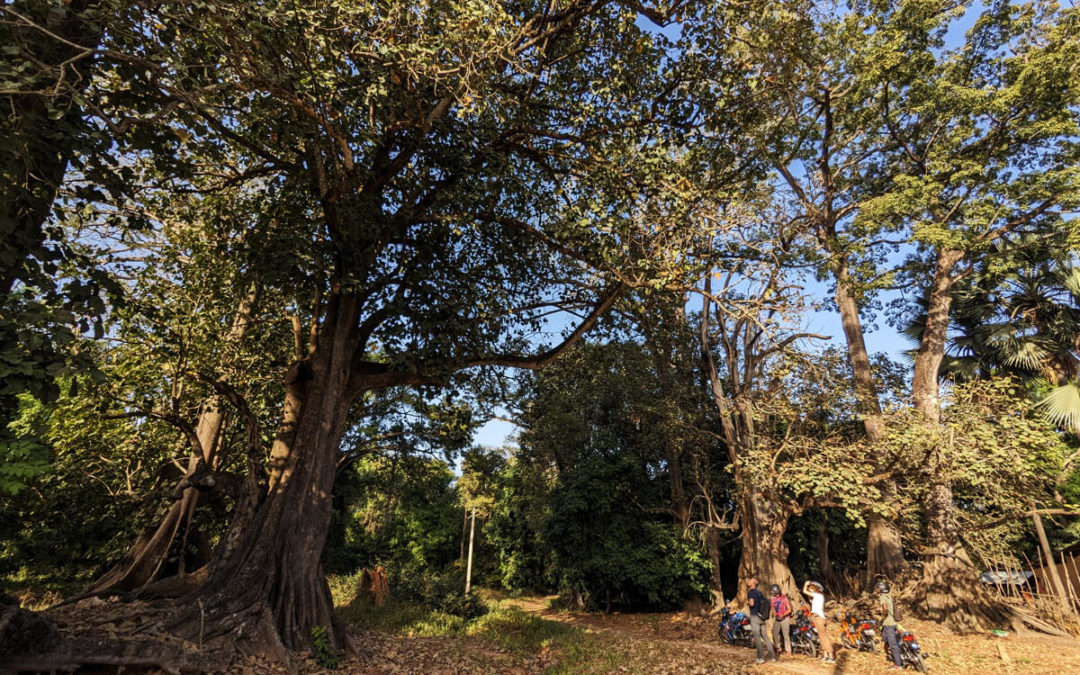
[
  {"x1": 769, "y1": 584, "x2": 793, "y2": 657},
  {"x1": 878, "y1": 581, "x2": 903, "y2": 670},
  {"x1": 803, "y1": 579, "x2": 835, "y2": 664},
  {"x1": 746, "y1": 577, "x2": 776, "y2": 663}
]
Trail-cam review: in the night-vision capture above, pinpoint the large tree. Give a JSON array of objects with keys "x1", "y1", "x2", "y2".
[
  {"x1": 859, "y1": 0, "x2": 1080, "y2": 629},
  {"x1": 53, "y1": 0, "x2": 750, "y2": 659}
]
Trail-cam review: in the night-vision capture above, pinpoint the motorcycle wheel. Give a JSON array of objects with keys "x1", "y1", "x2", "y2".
[
  {"x1": 718, "y1": 627, "x2": 734, "y2": 645},
  {"x1": 902, "y1": 644, "x2": 927, "y2": 673},
  {"x1": 841, "y1": 634, "x2": 857, "y2": 650},
  {"x1": 800, "y1": 639, "x2": 819, "y2": 659}
]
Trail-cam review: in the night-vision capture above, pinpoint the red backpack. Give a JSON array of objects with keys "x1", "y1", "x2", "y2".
[{"x1": 772, "y1": 594, "x2": 791, "y2": 619}]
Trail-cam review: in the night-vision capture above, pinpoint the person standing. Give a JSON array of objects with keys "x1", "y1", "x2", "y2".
[
  {"x1": 747, "y1": 577, "x2": 776, "y2": 663},
  {"x1": 770, "y1": 584, "x2": 793, "y2": 657},
  {"x1": 803, "y1": 580, "x2": 835, "y2": 664},
  {"x1": 878, "y1": 581, "x2": 903, "y2": 670}
]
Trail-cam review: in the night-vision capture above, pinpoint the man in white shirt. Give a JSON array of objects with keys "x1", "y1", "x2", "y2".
[{"x1": 802, "y1": 580, "x2": 835, "y2": 664}]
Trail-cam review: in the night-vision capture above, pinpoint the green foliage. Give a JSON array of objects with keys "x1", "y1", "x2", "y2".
[
  {"x1": 310, "y1": 624, "x2": 340, "y2": 669},
  {"x1": 378, "y1": 566, "x2": 485, "y2": 620},
  {"x1": 491, "y1": 343, "x2": 713, "y2": 610},
  {"x1": 486, "y1": 457, "x2": 553, "y2": 593},
  {"x1": 324, "y1": 453, "x2": 461, "y2": 577},
  {"x1": 882, "y1": 376, "x2": 1072, "y2": 555},
  {"x1": 543, "y1": 454, "x2": 711, "y2": 610}
]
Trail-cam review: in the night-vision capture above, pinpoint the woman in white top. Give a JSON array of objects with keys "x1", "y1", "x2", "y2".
[{"x1": 802, "y1": 580, "x2": 835, "y2": 663}]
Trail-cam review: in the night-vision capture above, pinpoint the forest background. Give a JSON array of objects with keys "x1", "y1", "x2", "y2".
[{"x1": 1, "y1": 0, "x2": 1080, "y2": 668}]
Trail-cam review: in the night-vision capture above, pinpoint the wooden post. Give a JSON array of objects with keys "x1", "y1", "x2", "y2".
[
  {"x1": 1061, "y1": 552, "x2": 1079, "y2": 612},
  {"x1": 1069, "y1": 553, "x2": 1080, "y2": 601},
  {"x1": 1001, "y1": 555, "x2": 1015, "y2": 599},
  {"x1": 1033, "y1": 546, "x2": 1047, "y2": 596},
  {"x1": 465, "y1": 506, "x2": 477, "y2": 594},
  {"x1": 1020, "y1": 550, "x2": 1038, "y2": 604},
  {"x1": 460, "y1": 506, "x2": 468, "y2": 563},
  {"x1": 1033, "y1": 511, "x2": 1071, "y2": 611}
]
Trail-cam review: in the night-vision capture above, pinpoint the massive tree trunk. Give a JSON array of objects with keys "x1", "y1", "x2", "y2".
[
  {"x1": 736, "y1": 489, "x2": 798, "y2": 606},
  {"x1": 911, "y1": 248, "x2": 1006, "y2": 630},
  {"x1": 832, "y1": 251, "x2": 906, "y2": 582},
  {"x1": 165, "y1": 292, "x2": 362, "y2": 655},
  {"x1": 1, "y1": 0, "x2": 102, "y2": 296}
]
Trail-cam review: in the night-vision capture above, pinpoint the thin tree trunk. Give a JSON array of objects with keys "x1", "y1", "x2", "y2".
[
  {"x1": 816, "y1": 523, "x2": 834, "y2": 586},
  {"x1": 704, "y1": 526, "x2": 724, "y2": 599},
  {"x1": 85, "y1": 289, "x2": 258, "y2": 595},
  {"x1": 460, "y1": 505, "x2": 469, "y2": 563},
  {"x1": 912, "y1": 248, "x2": 1006, "y2": 631},
  {"x1": 832, "y1": 252, "x2": 906, "y2": 581},
  {"x1": 465, "y1": 507, "x2": 477, "y2": 594},
  {"x1": 637, "y1": 301, "x2": 691, "y2": 528}
]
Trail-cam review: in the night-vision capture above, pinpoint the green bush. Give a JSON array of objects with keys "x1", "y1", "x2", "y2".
[
  {"x1": 391, "y1": 566, "x2": 487, "y2": 619},
  {"x1": 543, "y1": 453, "x2": 712, "y2": 611}
]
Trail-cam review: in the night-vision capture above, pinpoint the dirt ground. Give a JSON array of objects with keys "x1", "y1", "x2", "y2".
[
  {"x1": 303, "y1": 595, "x2": 1080, "y2": 674},
  {"x1": 11, "y1": 593, "x2": 1080, "y2": 674},
  {"x1": 504, "y1": 595, "x2": 1080, "y2": 675}
]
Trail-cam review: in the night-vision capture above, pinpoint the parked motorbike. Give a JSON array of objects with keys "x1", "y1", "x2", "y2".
[
  {"x1": 717, "y1": 607, "x2": 753, "y2": 647},
  {"x1": 837, "y1": 611, "x2": 878, "y2": 651},
  {"x1": 884, "y1": 629, "x2": 928, "y2": 672},
  {"x1": 790, "y1": 608, "x2": 820, "y2": 658}
]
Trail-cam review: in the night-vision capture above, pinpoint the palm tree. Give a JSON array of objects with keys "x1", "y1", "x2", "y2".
[{"x1": 908, "y1": 234, "x2": 1080, "y2": 433}]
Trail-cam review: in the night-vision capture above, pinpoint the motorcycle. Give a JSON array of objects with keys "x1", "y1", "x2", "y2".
[
  {"x1": 837, "y1": 611, "x2": 878, "y2": 651},
  {"x1": 790, "y1": 608, "x2": 820, "y2": 658},
  {"x1": 717, "y1": 607, "x2": 753, "y2": 647},
  {"x1": 884, "y1": 629, "x2": 928, "y2": 673}
]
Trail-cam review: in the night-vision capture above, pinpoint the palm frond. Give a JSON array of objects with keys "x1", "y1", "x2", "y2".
[
  {"x1": 1036, "y1": 382, "x2": 1080, "y2": 431},
  {"x1": 1063, "y1": 265, "x2": 1080, "y2": 300},
  {"x1": 1001, "y1": 339, "x2": 1052, "y2": 371}
]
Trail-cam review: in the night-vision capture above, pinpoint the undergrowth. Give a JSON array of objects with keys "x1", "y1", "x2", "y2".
[{"x1": 334, "y1": 587, "x2": 625, "y2": 673}]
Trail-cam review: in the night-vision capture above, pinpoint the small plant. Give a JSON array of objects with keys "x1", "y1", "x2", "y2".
[{"x1": 310, "y1": 624, "x2": 340, "y2": 669}]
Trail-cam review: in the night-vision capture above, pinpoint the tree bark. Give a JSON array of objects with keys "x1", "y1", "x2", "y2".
[
  {"x1": 165, "y1": 292, "x2": 362, "y2": 655},
  {"x1": 911, "y1": 248, "x2": 1007, "y2": 631},
  {"x1": 735, "y1": 490, "x2": 798, "y2": 606},
  {"x1": 460, "y1": 505, "x2": 469, "y2": 563},
  {"x1": 816, "y1": 522, "x2": 834, "y2": 585},
  {"x1": 704, "y1": 526, "x2": 724, "y2": 599},
  {"x1": 84, "y1": 401, "x2": 224, "y2": 595},
  {"x1": 832, "y1": 251, "x2": 906, "y2": 582},
  {"x1": 465, "y1": 507, "x2": 477, "y2": 594}
]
